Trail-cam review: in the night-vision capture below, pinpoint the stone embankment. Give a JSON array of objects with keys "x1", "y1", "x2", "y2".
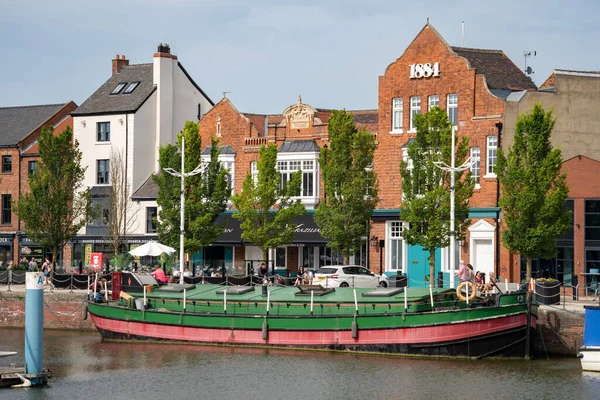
[{"x1": 0, "y1": 284, "x2": 589, "y2": 357}]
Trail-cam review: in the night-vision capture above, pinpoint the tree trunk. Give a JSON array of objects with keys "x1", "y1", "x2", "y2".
[
  {"x1": 429, "y1": 248, "x2": 436, "y2": 288},
  {"x1": 526, "y1": 256, "x2": 532, "y2": 281},
  {"x1": 344, "y1": 254, "x2": 350, "y2": 265}
]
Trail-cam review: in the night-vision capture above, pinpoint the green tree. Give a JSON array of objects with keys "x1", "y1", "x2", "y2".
[
  {"x1": 496, "y1": 104, "x2": 571, "y2": 280},
  {"x1": 153, "y1": 121, "x2": 230, "y2": 256},
  {"x1": 315, "y1": 110, "x2": 379, "y2": 265},
  {"x1": 232, "y1": 143, "x2": 305, "y2": 269},
  {"x1": 399, "y1": 107, "x2": 474, "y2": 287},
  {"x1": 15, "y1": 126, "x2": 92, "y2": 269}
]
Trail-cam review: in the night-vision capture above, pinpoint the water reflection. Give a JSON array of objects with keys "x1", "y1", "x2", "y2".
[{"x1": 0, "y1": 329, "x2": 598, "y2": 400}]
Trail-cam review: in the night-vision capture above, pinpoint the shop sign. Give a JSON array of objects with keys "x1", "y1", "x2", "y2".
[
  {"x1": 409, "y1": 62, "x2": 440, "y2": 79},
  {"x1": 90, "y1": 252, "x2": 103, "y2": 271},
  {"x1": 0, "y1": 237, "x2": 11, "y2": 243}
]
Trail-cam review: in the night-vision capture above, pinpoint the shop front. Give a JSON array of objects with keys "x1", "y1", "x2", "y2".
[
  {"x1": 205, "y1": 213, "x2": 368, "y2": 275},
  {"x1": 70, "y1": 236, "x2": 158, "y2": 269},
  {"x1": 0, "y1": 235, "x2": 13, "y2": 266}
]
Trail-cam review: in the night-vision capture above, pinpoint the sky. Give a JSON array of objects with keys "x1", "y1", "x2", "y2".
[{"x1": 1, "y1": 0, "x2": 599, "y2": 114}]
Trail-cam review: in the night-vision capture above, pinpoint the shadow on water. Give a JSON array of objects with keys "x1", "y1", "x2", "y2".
[{"x1": 1, "y1": 328, "x2": 599, "y2": 400}]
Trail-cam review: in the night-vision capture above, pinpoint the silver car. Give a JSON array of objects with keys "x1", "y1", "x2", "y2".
[{"x1": 313, "y1": 265, "x2": 389, "y2": 288}]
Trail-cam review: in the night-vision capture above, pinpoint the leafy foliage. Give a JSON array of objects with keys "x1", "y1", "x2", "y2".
[
  {"x1": 496, "y1": 104, "x2": 571, "y2": 280},
  {"x1": 110, "y1": 252, "x2": 132, "y2": 271},
  {"x1": 232, "y1": 144, "x2": 305, "y2": 265},
  {"x1": 399, "y1": 107, "x2": 474, "y2": 286},
  {"x1": 315, "y1": 110, "x2": 379, "y2": 264},
  {"x1": 15, "y1": 126, "x2": 92, "y2": 267},
  {"x1": 153, "y1": 121, "x2": 230, "y2": 255}
]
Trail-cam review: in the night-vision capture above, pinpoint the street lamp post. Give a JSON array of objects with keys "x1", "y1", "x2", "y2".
[
  {"x1": 433, "y1": 127, "x2": 472, "y2": 289},
  {"x1": 163, "y1": 136, "x2": 204, "y2": 284}
]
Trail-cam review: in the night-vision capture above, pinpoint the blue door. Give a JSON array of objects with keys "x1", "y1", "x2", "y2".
[{"x1": 406, "y1": 244, "x2": 441, "y2": 287}]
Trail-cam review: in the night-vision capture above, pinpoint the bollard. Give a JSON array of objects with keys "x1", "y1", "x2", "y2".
[
  {"x1": 572, "y1": 276, "x2": 579, "y2": 301},
  {"x1": 24, "y1": 272, "x2": 44, "y2": 384},
  {"x1": 7, "y1": 269, "x2": 12, "y2": 292}
]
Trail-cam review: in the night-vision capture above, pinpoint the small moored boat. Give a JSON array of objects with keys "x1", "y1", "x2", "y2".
[
  {"x1": 87, "y1": 273, "x2": 537, "y2": 359},
  {"x1": 579, "y1": 305, "x2": 600, "y2": 372}
]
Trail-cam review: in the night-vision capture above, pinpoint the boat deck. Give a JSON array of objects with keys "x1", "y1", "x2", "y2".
[{"x1": 139, "y1": 284, "x2": 456, "y2": 305}]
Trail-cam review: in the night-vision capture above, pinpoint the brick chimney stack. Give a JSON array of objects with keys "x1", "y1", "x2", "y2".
[
  {"x1": 154, "y1": 43, "x2": 177, "y2": 60},
  {"x1": 112, "y1": 54, "x2": 129, "y2": 75}
]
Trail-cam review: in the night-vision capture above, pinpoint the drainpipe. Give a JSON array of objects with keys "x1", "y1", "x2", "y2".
[
  {"x1": 17, "y1": 143, "x2": 22, "y2": 264},
  {"x1": 124, "y1": 114, "x2": 129, "y2": 252},
  {"x1": 495, "y1": 121, "x2": 503, "y2": 279}
]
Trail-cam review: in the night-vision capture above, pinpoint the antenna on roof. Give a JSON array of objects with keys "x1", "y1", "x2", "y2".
[
  {"x1": 222, "y1": 91, "x2": 231, "y2": 99},
  {"x1": 461, "y1": 21, "x2": 465, "y2": 47},
  {"x1": 523, "y1": 50, "x2": 536, "y2": 76}
]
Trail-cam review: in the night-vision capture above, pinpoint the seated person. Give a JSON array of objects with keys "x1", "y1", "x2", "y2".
[
  {"x1": 303, "y1": 268, "x2": 313, "y2": 285},
  {"x1": 151, "y1": 265, "x2": 169, "y2": 285},
  {"x1": 483, "y1": 272, "x2": 497, "y2": 293},
  {"x1": 473, "y1": 271, "x2": 485, "y2": 291},
  {"x1": 88, "y1": 279, "x2": 106, "y2": 302},
  {"x1": 294, "y1": 267, "x2": 304, "y2": 286},
  {"x1": 183, "y1": 267, "x2": 192, "y2": 278}
]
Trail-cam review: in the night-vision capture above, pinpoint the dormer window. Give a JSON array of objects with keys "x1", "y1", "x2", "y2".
[
  {"x1": 123, "y1": 81, "x2": 140, "y2": 94},
  {"x1": 111, "y1": 82, "x2": 127, "y2": 95}
]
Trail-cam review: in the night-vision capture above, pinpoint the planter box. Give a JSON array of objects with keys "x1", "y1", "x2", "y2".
[{"x1": 535, "y1": 281, "x2": 560, "y2": 305}]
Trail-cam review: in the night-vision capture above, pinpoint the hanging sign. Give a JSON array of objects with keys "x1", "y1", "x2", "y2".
[{"x1": 90, "y1": 252, "x2": 103, "y2": 272}]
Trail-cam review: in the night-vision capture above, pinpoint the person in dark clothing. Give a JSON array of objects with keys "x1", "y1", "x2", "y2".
[{"x1": 259, "y1": 262, "x2": 268, "y2": 278}]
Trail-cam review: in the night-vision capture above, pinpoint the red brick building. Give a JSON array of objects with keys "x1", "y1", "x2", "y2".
[
  {"x1": 0, "y1": 102, "x2": 76, "y2": 267},
  {"x1": 195, "y1": 24, "x2": 538, "y2": 286}
]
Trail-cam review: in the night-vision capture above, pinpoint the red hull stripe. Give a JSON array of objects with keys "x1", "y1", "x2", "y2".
[{"x1": 90, "y1": 314, "x2": 528, "y2": 346}]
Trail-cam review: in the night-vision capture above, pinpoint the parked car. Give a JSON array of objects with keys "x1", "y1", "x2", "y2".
[{"x1": 313, "y1": 265, "x2": 389, "y2": 288}]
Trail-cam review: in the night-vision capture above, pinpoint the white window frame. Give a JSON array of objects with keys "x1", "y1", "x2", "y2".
[
  {"x1": 391, "y1": 97, "x2": 403, "y2": 133},
  {"x1": 386, "y1": 221, "x2": 405, "y2": 273},
  {"x1": 201, "y1": 153, "x2": 235, "y2": 197},
  {"x1": 447, "y1": 94, "x2": 458, "y2": 125},
  {"x1": 277, "y1": 152, "x2": 319, "y2": 208},
  {"x1": 428, "y1": 95, "x2": 439, "y2": 111},
  {"x1": 440, "y1": 241, "x2": 461, "y2": 273},
  {"x1": 470, "y1": 147, "x2": 481, "y2": 188},
  {"x1": 409, "y1": 96, "x2": 421, "y2": 132},
  {"x1": 485, "y1": 136, "x2": 497, "y2": 177}
]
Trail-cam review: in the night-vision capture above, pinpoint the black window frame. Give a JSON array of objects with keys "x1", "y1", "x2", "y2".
[
  {"x1": 123, "y1": 81, "x2": 140, "y2": 94},
  {"x1": 1, "y1": 194, "x2": 11, "y2": 224},
  {"x1": 110, "y1": 82, "x2": 127, "y2": 95},
  {"x1": 97, "y1": 122, "x2": 110, "y2": 142},
  {"x1": 97, "y1": 159, "x2": 110, "y2": 184},
  {"x1": 28, "y1": 160, "x2": 37, "y2": 175},
  {"x1": 146, "y1": 207, "x2": 157, "y2": 233},
  {"x1": 1, "y1": 155, "x2": 12, "y2": 173}
]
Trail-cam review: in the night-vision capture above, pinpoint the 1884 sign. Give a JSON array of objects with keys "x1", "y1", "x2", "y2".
[{"x1": 409, "y1": 62, "x2": 440, "y2": 79}]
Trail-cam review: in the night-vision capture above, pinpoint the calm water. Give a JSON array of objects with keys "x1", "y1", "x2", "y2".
[{"x1": 0, "y1": 328, "x2": 598, "y2": 400}]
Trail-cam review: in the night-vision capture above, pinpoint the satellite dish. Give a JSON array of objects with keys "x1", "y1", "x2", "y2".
[{"x1": 526, "y1": 66, "x2": 534, "y2": 75}]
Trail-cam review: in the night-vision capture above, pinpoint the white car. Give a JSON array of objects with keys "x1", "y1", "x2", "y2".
[{"x1": 313, "y1": 265, "x2": 389, "y2": 288}]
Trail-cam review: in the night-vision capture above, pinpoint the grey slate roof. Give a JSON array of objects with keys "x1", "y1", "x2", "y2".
[
  {"x1": 451, "y1": 47, "x2": 537, "y2": 91},
  {"x1": 72, "y1": 64, "x2": 155, "y2": 116},
  {"x1": 201, "y1": 145, "x2": 236, "y2": 155},
  {"x1": 278, "y1": 140, "x2": 320, "y2": 153},
  {"x1": 131, "y1": 175, "x2": 158, "y2": 200},
  {"x1": 0, "y1": 103, "x2": 66, "y2": 146},
  {"x1": 401, "y1": 138, "x2": 415, "y2": 148},
  {"x1": 90, "y1": 186, "x2": 111, "y2": 197}
]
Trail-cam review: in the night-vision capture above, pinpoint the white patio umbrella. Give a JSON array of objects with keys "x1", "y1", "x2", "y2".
[{"x1": 129, "y1": 241, "x2": 176, "y2": 257}]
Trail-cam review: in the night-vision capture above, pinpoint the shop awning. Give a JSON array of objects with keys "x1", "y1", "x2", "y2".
[{"x1": 212, "y1": 214, "x2": 328, "y2": 245}]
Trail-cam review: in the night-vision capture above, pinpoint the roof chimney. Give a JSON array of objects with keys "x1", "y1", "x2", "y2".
[
  {"x1": 154, "y1": 43, "x2": 177, "y2": 60},
  {"x1": 112, "y1": 54, "x2": 129, "y2": 75},
  {"x1": 157, "y1": 43, "x2": 170, "y2": 54}
]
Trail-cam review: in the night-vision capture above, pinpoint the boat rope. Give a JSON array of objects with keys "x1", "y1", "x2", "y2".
[
  {"x1": 43, "y1": 297, "x2": 88, "y2": 317},
  {"x1": 538, "y1": 325, "x2": 549, "y2": 360}
]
